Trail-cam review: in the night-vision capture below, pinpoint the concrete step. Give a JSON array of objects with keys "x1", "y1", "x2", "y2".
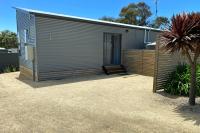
[{"x1": 102, "y1": 65, "x2": 127, "y2": 75}]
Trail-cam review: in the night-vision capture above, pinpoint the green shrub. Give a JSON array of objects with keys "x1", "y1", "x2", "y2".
[
  {"x1": 164, "y1": 64, "x2": 200, "y2": 96},
  {"x1": 2, "y1": 65, "x2": 19, "y2": 73},
  {"x1": 196, "y1": 65, "x2": 200, "y2": 96}
]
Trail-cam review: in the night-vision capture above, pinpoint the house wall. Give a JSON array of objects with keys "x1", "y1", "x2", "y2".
[
  {"x1": 16, "y1": 10, "x2": 37, "y2": 79},
  {"x1": 35, "y1": 15, "x2": 159, "y2": 80}
]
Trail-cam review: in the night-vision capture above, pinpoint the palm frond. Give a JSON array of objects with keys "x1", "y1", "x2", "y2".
[{"x1": 161, "y1": 12, "x2": 200, "y2": 54}]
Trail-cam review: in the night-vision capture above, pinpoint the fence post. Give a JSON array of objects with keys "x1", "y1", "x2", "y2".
[{"x1": 153, "y1": 39, "x2": 160, "y2": 93}]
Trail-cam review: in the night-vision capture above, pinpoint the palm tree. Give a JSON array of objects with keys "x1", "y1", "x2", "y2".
[{"x1": 161, "y1": 13, "x2": 200, "y2": 105}]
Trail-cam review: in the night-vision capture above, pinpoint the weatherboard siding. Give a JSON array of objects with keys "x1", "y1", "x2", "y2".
[{"x1": 35, "y1": 15, "x2": 158, "y2": 80}]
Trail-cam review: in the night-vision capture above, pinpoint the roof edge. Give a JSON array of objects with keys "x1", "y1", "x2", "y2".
[{"x1": 14, "y1": 7, "x2": 162, "y2": 32}]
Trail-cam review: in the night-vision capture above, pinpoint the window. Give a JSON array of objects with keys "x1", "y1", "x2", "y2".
[
  {"x1": 17, "y1": 32, "x2": 21, "y2": 56},
  {"x1": 25, "y1": 46, "x2": 28, "y2": 60},
  {"x1": 24, "y1": 29, "x2": 30, "y2": 60},
  {"x1": 17, "y1": 32, "x2": 20, "y2": 43},
  {"x1": 18, "y1": 44, "x2": 21, "y2": 56},
  {"x1": 24, "y1": 29, "x2": 29, "y2": 43},
  {"x1": 29, "y1": 14, "x2": 34, "y2": 20},
  {"x1": 24, "y1": 45, "x2": 34, "y2": 61}
]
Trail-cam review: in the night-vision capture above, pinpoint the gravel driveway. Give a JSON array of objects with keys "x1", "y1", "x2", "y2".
[{"x1": 0, "y1": 72, "x2": 200, "y2": 133}]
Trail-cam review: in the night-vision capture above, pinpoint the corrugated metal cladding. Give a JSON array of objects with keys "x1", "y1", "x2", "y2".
[
  {"x1": 35, "y1": 16, "x2": 159, "y2": 80},
  {"x1": 16, "y1": 10, "x2": 36, "y2": 69}
]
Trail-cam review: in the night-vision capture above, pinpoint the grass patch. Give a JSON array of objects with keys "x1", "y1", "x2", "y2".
[{"x1": 1, "y1": 65, "x2": 19, "y2": 73}]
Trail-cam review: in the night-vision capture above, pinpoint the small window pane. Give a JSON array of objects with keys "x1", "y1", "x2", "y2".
[
  {"x1": 25, "y1": 46, "x2": 28, "y2": 60},
  {"x1": 24, "y1": 29, "x2": 29, "y2": 43}
]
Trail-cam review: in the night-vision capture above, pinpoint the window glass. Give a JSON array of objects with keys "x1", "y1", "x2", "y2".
[
  {"x1": 24, "y1": 29, "x2": 29, "y2": 43},
  {"x1": 17, "y1": 32, "x2": 21, "y2": 56},
  {"x1": 25, "y1": 46, "x2": 28, "y2": 60}
]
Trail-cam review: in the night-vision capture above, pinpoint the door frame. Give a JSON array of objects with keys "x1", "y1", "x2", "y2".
[{"x1": 103, "y1": 32, "x2": 122, "y2": 65}]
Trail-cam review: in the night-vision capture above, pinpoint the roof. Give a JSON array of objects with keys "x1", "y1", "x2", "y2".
[{"x1": 14, "y1": 7, "x2": 162, "y2": 32}]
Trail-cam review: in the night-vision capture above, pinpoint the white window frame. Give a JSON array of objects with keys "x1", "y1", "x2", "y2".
[
  {"x1": 24, "y1": 29, "x2": 29, "y2": 43},
  {"x1": 25, "y1": 45, "x2": 28, "y2": 60},
  {"x1": 17, "y1": 32, "x2": 20, "y2": 43}
]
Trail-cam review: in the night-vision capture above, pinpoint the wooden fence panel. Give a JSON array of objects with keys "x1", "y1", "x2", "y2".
[
  {"x1": 143, "y1": 50, "x2": 155, "y2": 76},
  {"x1": 123, "y1": 49, "x2": 155, "y2": 77}
]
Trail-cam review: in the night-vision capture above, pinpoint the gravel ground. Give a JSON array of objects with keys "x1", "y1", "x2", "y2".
[{"x1": 0, "y1": 72, "x2": 200, "y2": 133}]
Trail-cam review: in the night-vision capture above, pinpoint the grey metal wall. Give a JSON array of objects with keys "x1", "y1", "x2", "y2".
[
  {"x1": 16, "y1": 10, "x2": 36, "y2": 70},
  {"x1": 0, "y1": 53, "x2": 19, "y2": 72},
  {"x1": 35, "y1": 15, "x2": 159, "y2": 80}
]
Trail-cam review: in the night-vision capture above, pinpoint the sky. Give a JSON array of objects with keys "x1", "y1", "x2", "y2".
[{"x1": 0, "y1": 0, "x2": 200, "y2": 32}]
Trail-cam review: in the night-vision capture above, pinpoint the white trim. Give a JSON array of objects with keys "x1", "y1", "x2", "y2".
[
  {"x1": 25, "y1": 46, "x2": 28, "y2": 60},
  {"x1": 24, "y1": 29, "x2": 27, "y2": 43},
  {"x1": 17, "y1": 32, "x2": 20, "y2": 43}
]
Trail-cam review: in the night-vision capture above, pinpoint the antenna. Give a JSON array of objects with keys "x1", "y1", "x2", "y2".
[{"x1": 155, "y1": 0, "x2": 158, "y2": 18}]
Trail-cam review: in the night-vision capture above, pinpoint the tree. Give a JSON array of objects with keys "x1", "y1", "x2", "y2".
[
  {"x1": 136, "y1": 2, "x2": 152, "y2": 26},
  {"x1": 161, "y1": 13, "x2": 200, "y2": 105},
  {"x1": 0, "y1": 30, "x2": 18, "y2": 49},
  {"x1": 119, "y1": 3, "x2": 137, "y2": 25},
  {"x1": 100, "y1": 16, "x2": 116, "y2": 22},
  {"x1": 100, "y1": 2, "x2": 171, "y2": 27},
  {"x1": 151, "y1": 16, "x2": 170, "y2": 29},
  {"x1": 119, "y1": 2, "x2": 152, "y2": 26}
]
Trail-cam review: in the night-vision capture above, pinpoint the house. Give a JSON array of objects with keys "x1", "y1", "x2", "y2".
[{"x1": 15, "y1": 7, "x2": 161, "y2": 81}]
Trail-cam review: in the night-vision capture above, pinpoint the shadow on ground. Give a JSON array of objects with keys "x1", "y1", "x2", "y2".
[
  {"x1": 157, "y1": 90, "x2": 200, "y2": 126},
  {"x1": 174, "y1": 103, "x2": 200, "y2": 126},
  {"x1": 16, "y1": 73, "x2": 135, "y2": 89},
  {"x1": 156, "y1": 90, "x2": 180, "y2": 99}
]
